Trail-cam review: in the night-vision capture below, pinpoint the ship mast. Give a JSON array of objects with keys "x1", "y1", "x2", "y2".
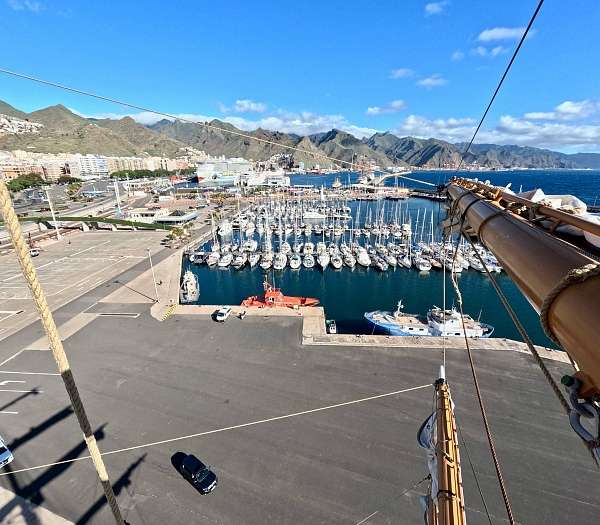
[{"x1": 419, "y1": 368, "x2": 466, "y2": 525}]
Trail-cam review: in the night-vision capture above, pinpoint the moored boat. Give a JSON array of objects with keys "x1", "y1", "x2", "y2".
[{"x1": 241, "y1": 280, "x2": 319, "y2": 308}]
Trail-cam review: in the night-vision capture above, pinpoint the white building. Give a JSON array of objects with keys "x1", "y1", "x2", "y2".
[{"x1": 76, "y1": 154, "x2": 109, "y2": 179}]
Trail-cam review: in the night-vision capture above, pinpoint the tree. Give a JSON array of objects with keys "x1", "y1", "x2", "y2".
[{"x1": 6, "y1": 173, "x2": 46, "y2": 193}]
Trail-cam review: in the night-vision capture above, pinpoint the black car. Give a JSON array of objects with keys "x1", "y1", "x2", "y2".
[{"x1": 179, "y1": 454, "x2": 218, "y2": 494}]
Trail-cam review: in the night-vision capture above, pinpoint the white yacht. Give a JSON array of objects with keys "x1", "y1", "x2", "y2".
[
  {"x1": 248, "y1": 252, "x2": 261, "y2": 268},
  {"x1": 217, "y1": 252, "x2": 233, "y2": 268},
  {"x1": 289, "y1": 253, "x2": 302, "y2": 269},
  {"x1": 331, "y1": 254, "x2": 343, "y2": 269},
  {"x1": 356, "y1": 249, "x2": 371, "y2": 268},
  {"x1": 303, "y1": 254, "x2": 316, "y2": 268},
  {"x1": 317, "y1": 252, "x2": 330, "y2": 270},
  {"x1": 273, "y1": 252, "x2": 287, "y2": 270},
  {"x1": 180, "y1": 271, "x2": 200, "y2": 303},
  {"x1": 207, "y1": 251, "x2": 221, "y2": 267}
]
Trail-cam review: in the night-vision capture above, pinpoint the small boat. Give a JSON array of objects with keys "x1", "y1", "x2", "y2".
[
  {"x1": 207, "y1": 251, "x2": 221, "y2": 267},
  {"x1": 248, "y1": 252, "x2": 261, "y2": 268},
  {"x1": 273, "y1": 252, "x2": 287, "y2": 270},
  {"x1": 326, "y1": 319, "x2": 337, "y2": 334},
  {"x1": 217, "y1": 252, "x2": 233, "y2": 268},
  {"x1": 241, "y1": 279, "x2": 319, "y2": 308},
  {"x1": 304, "y1": 242, "x2": 315, "y2": 255},
  {"x1": 356, "y1": 249, "x2": 371, "y2": 268},
  {"x1": 259, "y1": 253, "x2": 273, "y2": 270},
  {"x1": 289, "y1": 253, "x2": 302, "y2": 270},
  {"x1": 317, "y1": 252, "x2": 330, "y2": 270},
  {"x1": 331, "y1": 254, "x2": 343, "y2": 269},
  {"x1": 218, "y1": 220, "x2": 233, "y2": 237},
  {"x1": 180, "y1": 270, "x2": 200, "y2": 303},
  {"x1": 332, "y1": 177, "x2": 342, "y2": 189},
  {"x1": 344, "y1": 254, "x2": 357, "y2": 268},
  {"x1": 232, "y1": 252, "x2": 248, "y2": 270},
  {"x1": 303, "y1": 254, "x2": 316, "y2": 268}
]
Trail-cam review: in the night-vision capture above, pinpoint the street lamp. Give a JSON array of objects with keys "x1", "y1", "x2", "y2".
[{"x1": 44, "y1": 185, "x2": 61, "y2": 240}]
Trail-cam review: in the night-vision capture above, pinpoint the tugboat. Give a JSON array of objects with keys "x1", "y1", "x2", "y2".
[{"x1": 241, "y1": 279, "x2": 319, "y2": 308}]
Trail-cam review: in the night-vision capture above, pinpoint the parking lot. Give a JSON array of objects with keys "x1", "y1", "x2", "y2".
[
  {"x1": 0, "y1": 311, "x2": 596, "y2": 524},
  {"x1": 0, "y1": 231, "x2": 166, "y2": 340}
]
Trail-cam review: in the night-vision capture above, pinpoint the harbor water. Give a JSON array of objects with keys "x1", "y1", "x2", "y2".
[{"x1": 184, "y1": 169, "x2": 600, "y2": 348}]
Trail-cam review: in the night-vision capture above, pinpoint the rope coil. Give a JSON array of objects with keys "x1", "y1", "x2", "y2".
[{"x1": 540, "y1": 263, "x2": 600, "y2": 347}]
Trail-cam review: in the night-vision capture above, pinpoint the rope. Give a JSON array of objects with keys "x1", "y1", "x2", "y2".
[
  {"x1": 449, "y1": 228, "x2": 516, "y2": 525},
  {"x1": 0, "y1": 176, "x2": 125, "y2": 525},
  {"x1": 0, "y1": 67, "x2": 369, "y2": 172},
  {"x1": 456, "y1": 0, "x2": 546, "y2": 171},
  {"x1": 452, "y1": 200, "x2": 600, "y2": 468},
  {"x1": 456, "y1": 420, "x2": 493, "y2": 525},
  {"x1": 540, "y1": 263, "x2": 600, "y2": 347}
]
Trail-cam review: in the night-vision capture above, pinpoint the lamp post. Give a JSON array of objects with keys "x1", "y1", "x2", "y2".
[{"x1": 44, "y1": 185, "x2": 61, "y2": 240}]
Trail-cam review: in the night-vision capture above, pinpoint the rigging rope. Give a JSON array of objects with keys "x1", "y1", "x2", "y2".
[
  {"x1": 456, "y1": 420, "x2": 493, "y2": 525},
  {"x1": 455, "y1": 0, "x2": 546, "y2": 171},
  {"x1": 449, "y1": 226, "x2": 516, "y2": 525}
]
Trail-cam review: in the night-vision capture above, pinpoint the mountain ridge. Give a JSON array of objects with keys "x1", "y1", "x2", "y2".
[{"x1": 1, "y1": 99, "x2": 599, "y2": 169}]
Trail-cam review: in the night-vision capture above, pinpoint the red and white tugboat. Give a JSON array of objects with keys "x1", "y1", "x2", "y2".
[{"x1": 241, "y1": 279, "x2": 319, "y2": 308}]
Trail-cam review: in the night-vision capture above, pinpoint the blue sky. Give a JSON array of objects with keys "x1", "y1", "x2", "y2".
[{"x1": 1, "y1": 0, "x2": 600, "y2": 152}]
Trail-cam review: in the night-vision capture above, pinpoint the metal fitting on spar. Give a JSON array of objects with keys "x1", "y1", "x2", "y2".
[{"x1": 561, "y1": 375, "x2": 600, "y2": 459}]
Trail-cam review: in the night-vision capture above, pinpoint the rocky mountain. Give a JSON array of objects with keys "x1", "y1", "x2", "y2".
[
  {"x1": 366, "y1": 133, "x2": 460, "y2": 168},
  {"x1": 0, "y1": 104, "x2": 185, "y2": 156},
  {"x1": 2, "y1": 99, "x2": 600, "y2": 169}
]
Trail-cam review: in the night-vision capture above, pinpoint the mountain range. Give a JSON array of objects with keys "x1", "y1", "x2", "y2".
[{"x1": 1, "y1": 99, "x2": 600, "y2": 170}]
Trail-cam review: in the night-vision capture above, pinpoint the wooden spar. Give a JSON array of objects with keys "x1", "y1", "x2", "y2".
[
  {"x1": 447, "y1": 179, "x2": 600, "y2": 397},
  {"x1": 430, "y1": 377, "x2": 467, "y2": 525}
]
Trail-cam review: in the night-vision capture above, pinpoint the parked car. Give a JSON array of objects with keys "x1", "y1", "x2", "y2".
[
  {"x1": 214, "y1": 306, "x2": 232, "y2": 322},
  {"x1": 29, "y1": 248, "x2": 40, "y2": 257},
  {"x1": 0, "y1": 436, "x2": 14, "y2": 469},
  {"x1": 178, "y1": 454, "x2": 218, "y2": 494}
]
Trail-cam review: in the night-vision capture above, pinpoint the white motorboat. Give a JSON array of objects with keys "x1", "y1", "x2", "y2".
[
  {"x1": 317, "y1": 253, "x2": 330, "y2": 270},
  {"x1": 180, "y1": 270, "x2": 200, "y2": 303},
  {"x1": 217, "y1": 252, "x2": 233, "y2": 268},
  {"x1": 248, "y1": 252, "x2": 261, "y2": 267},
  {"x1": 289, "y1": 253, "x2": 302, "y2": 269},
  {"x1": 207, "y1": 251, "x2": 221, "y2": 267},
  {"x1": 273, "y1": 252, "x2": 287, "y2": 270},
  {"x1": 303, "y1": 254, "x2": 316, "y2": 268},
  {"x1": 232, "y1": 252, "x2": 248, "y2": 270},
  {"x1": 331, "y1": 254, "x2": 343, "y2": 269}
]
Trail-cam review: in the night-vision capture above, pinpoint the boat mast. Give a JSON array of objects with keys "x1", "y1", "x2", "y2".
[{"x1": 420, "y1": 368, "x2": 466, "y2": 525}]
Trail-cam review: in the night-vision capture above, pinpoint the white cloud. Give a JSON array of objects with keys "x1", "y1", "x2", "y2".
[
  {"x1": 451, "y1": 50, "x2": 464, "y2": 61},
  {"x1": 394, "y1": 110, "x2": 600, "y2": 151},
  {"x1": 477, "y1": 26, "x2": 527, "y2": 42},
  {"x1": 524, "y1": 100, "x2": 600, "y2": 121},
  {"x1": 218, "y1": 99, "x2": 267, "y2": 113},
  {"x1": 416, "y1": 74, "x2": 447, "y2": 88},
  {"x1": 425, "y1": 1, "x2": 449, "y2": 16},
  {"x1": 366, "y1": 100, "x2": 407, "y2": 115},
  {"x1": 471, "y1": 45, "x2": 507, "y2": 58},
  {"x1": 395, "y1": 115, "x2": 475, "y2": 142},
  {"x1": 7, "y1": 0, "x2": 42, "y2": 12},
  {"x1": 390, "y1": 68, "x2": 414, "y2": 79},
  {"x1": 232, "y1": 99, "x2": 267, "y2": 113}
]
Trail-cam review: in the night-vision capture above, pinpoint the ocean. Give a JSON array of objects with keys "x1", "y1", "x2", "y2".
[{"x1": 184, "y1": 169, "x2": 600, "y2": 348}]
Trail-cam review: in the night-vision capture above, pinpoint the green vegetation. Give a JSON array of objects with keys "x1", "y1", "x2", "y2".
[
  {"x1": 6, "y1": 173, "x2": 46, "y2": 192},
  {"x1": 110, "y1": 167, "x2": 195, "y2": 180},
  {"x1": 57, "y1": 175, "x2": 82, "y2": 184},
  {"x1": 66, "y1": 182, "x2": 82, "y2": 197}
]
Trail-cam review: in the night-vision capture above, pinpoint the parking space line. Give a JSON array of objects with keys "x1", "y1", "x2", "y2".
[
  {"x1": 1, "y1": 240, "x2": 112, "y2": 283},
  {"x1": 356, "y1": 511, "x2": 379, "y2": 525},
  {"x1": 0, "y1": 349, "x2": 24, "y2": 368},
  {"x1": 0, "y1": 371, "x2": 60, "y2": 376},
  {"x1": 0, "y1": 383, "x2": 431, "y2": 476},
  {"x1": 0, "y1": 411, "x2": 18, "y2": 415},
  {"x1": 0, "y1": 389, "x2": 43, "y2": 393}
]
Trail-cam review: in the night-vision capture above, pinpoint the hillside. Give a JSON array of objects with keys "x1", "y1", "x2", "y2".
[
  {"x1": 1, "y1": 99, "x2": 600, "y2": 169},
  {"x1": 0, "y1": 103, "x2": 186, "y2": 156}
]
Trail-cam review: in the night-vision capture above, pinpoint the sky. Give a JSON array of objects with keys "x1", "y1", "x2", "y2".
[{"x1": 1, "y1": 0, "x2": 600, "y2": 153}]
